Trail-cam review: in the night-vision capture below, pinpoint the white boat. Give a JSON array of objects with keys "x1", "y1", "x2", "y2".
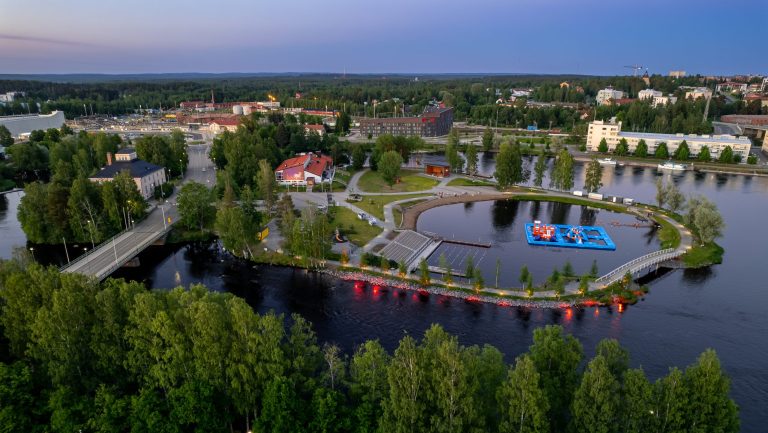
[
  {"x1": 598, "y1": 158, "x2": 617, "y2": 166},
  {"x1": 657, "y1": 161, "x2": 687, "y2": 171}
]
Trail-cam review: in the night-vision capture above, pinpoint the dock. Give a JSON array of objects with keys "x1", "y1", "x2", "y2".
[{"x1": 524, "y1": 223, "x2": 616, "y2": 251}]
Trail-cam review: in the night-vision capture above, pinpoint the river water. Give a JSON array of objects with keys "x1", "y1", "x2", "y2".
[{"x1": 1, "y1": 158, "x2": 767, "y2": 430}]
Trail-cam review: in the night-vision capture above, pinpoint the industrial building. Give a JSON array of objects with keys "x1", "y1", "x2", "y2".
[
  {"x1": 0, "y1": 111, "x2": 66, "y2": 138},
  {"x1": 89, "y1": 148, "x2": 167, "y2": 199},
  {"x1": 587, "y1": 120, "x2": 752, "y2": 161},
  {"x1": 359, "y1": 106, "x2": 453, "y2": 138}
]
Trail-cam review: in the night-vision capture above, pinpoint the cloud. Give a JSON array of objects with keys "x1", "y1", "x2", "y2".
[{"x1": 0, "y1": 33, "x2": 101, "y2": 47}]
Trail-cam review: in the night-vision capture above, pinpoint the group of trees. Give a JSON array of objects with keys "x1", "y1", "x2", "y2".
[
  {"x1": 0, "y1": 261, "x2": 741, "y2": 432},
  {"x1": 14, "y1": 128, "x2": 153, "y2": 245},
  {"x1": 494, "y1": 141, "x2": 525, "y2": 189},
  {"x1": 655, "y1": 179, "x2": 725, "y2": 244},
  {"x1": 598, "y1": 137, "x2": 741, "y2": 164},
  {"x1": 276, "y1": 194, "x2": 332, "y2": 267},
  {"x1": 135, "y1": 130, "x2": 188, "y2": 178}
]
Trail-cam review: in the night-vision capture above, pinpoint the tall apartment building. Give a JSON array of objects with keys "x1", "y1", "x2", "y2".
[
  {"x1": 596, "y1": 88, "x2": 626, "y2": 106},
  {"x1": 359, "y1": 106, "x2": 453, "y2": 138},
  {"x1": 586, "y1": 121, "x2": 751, "y2": 161}
]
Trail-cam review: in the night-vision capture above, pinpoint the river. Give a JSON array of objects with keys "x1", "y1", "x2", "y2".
[{"x1": 1, "y1": 159, "x2": 767, "y2": 430}]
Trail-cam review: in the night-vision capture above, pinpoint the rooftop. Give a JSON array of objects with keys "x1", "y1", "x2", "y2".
[
  {"x1": 90, "y1": 160, "x2": 164, "y2": 179},
  {"x1": 116, "y1": 147, "x2": 136, "y2": 154}
]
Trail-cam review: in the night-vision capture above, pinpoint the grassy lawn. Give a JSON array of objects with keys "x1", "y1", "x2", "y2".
[
  {"x1": 329, "y1": 207, "x2": 383, "y2": 246},
  {"x1": 357, "y1": 169, "x2": 439, "y2": 193},
  {"x1": 446, "y1": 178, "x2": 495, "y2": 187},
  {"x1": 510, "y1": 194, "x2": 625, "y2": 212},
  {"x1": 351, "y1": 194, "x2": 432, "y2": 220},
  {"x1": 655, "y1": 216, "x2": 682, "y2": 249},
  {"x1": 683, "y1": 242, "x2": 724, "y2": 267}
]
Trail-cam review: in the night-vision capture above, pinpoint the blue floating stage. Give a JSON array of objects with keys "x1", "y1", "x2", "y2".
[{"x1": 524, "y1": 222, "x2": 616, "y2": 251}]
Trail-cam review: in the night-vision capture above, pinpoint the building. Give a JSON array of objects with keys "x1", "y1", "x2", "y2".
[
  {"x1": 762, "y1": 77, "x2": 768, "y2": 93},
  {"x1": 89, "y1": 148, "x2": 167, "y2": 199},
  {"x1": 0, "y1": 91, "x2": 24, "y2": 104},
  {"x1": 208, "y1": 118, "x2": 240, "y2": 134},
  {"x1": 421, "y1": 155, "x2": 451, "y2": 177},
  {"x1": 304, "y1": 124, "x2": 326, "y2": 136},
  {"x1": 669, "y1": 70, "x2": 687, "y2": 78},
  {"x1": 684, "y1": 87, "x2": 713, "y2": 100},
  {"x1": 274, "y1": 152, "x2": 334, "y2": 186},
  {"x1": 359, "y1": 106, "x2": 454, "y2": 138},
  {"x1": 596, "y1": 88, "x2": 625, "y2": 106},
  {"x1": 586, "y1": 120, "x2": 751, "y2": 161},
  {"x1": 638, "y1": 89, "x2": 663, "y2": 101},
  {"x1": 652, "y1": 95, "x2": 678, "y2": 107},
  {"x1": 716, "y1": 82, "x2": 748, "y2": 94},
  {"x1": 0, "y1": 111, "x2": 66, "y2": 138}
]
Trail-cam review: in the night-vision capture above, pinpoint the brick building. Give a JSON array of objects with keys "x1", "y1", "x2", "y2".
[{"x1": 359, "y1": 106, "x2": 453, "y2": 138}]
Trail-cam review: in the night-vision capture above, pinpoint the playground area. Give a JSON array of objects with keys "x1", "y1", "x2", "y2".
[{"x1": 524, "y1": 221, "x2": 616, "y2": 250}]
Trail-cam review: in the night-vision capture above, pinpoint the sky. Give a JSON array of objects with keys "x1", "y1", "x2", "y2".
[{"x1": 1, "y1": 0, "x2": 766, "y2": 76}]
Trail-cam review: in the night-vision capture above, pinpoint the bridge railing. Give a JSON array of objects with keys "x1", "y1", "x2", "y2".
[
  {"x1": 60, "y1": 224, "x2": 135, "y2": 272},
  {"x1": 94, "y1": 224, "x2": 173, "y2": 280},
  {"x1": 595, "y1": 248, "x2": 682, "y2": 284}
]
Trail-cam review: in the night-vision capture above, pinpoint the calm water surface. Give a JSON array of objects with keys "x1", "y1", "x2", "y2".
[{"x1": 2, "y1": 162, "x2": 767, "y2": 431}]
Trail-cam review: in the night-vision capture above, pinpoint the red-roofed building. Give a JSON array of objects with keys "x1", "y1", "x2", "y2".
[
  {"x1": 275, "y1": 152, "x2": 334, "y2": 186},
  {"x1": 209, "y1": 117, "x2": 241, "y2": 133}
]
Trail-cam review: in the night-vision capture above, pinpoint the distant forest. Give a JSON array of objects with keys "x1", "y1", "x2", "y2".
[{"x1": 1, "y1": 74, "x2": 765, "y2": 133}]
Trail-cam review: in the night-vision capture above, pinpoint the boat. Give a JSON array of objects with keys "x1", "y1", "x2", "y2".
[
  {"x1": 657, "y1": 161, "x2": 687, "y2": 171},
  {"x1": 598, "y1": 158, "x2": 617, "y2": 166}
]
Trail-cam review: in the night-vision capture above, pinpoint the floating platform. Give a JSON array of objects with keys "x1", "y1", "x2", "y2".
[{"x1": 524, "y1": 222, "x2": 616, "y2": 251}]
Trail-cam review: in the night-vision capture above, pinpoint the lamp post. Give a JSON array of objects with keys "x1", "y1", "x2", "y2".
[{"x1": 28, "y1": 247, "x2": 34, "y2": 260}]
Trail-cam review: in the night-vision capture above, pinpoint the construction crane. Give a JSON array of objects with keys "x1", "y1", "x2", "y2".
[{"x1": 623, "y1": 65, "x2": 644, "y2": 77}]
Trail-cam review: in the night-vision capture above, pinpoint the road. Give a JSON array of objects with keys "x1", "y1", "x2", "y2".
[{"x1": 62, "y1": 143, "x2": 214, "y2": 279}]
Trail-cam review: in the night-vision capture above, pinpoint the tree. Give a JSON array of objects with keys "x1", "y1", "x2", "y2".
[
  {"x1": 398, "y1": 260, "x2": 407, "y2": 277},
  {"x1": 336, "y1": 111, "x2": 351, "y2": 134},
  {"x1": 655, "y1": 178, "x2": 667, "y2": 208},
  {"x1": 674, "y1": 140, "x2": 690, "y2": 161},
  {"x1": 465, "y1": 145, "x2": 478, "y2": 176},
  {"x1": 569, "y1": 356, "x2": 620, "y2": 433},
  {"x1": 719, "y1": 146, "x2": 734, "y2": 164},
  {"x1": 419, "y1": 258, "x2": 430, "y2": 286},
  {"x1": 578, "y1": 275, "x2": 589, "y2": 295},
  {"x1": 380, "y1": 255, "x2": 390, "y2": 273},
  {"x1": 597, "y1": 138, "x2": 609, "y2": 153},
  {"x1": 350, "y1": 340, "x2": 390, "y2": 433},
  {"x1": 685, "y1": 195, "x2": 725, "y2": 244},
  {"x1": 427, "y1": 331, "x2": 479, "y2": 433},
  {"x1": 654, "y1": 142, "x2": 669, "y2": 159},
  {"x1": 615, "y1": 138, "x2": 629, "y2": 156},
  {"x1": 596, "y1": 339, "x2": 629, "y2": 380},
  {"x1": 621, "y1": 368, "x2": 655, "y2": 433},
  {"x1": 0, "y1": 124, "x2": 13, "y2": 147},
  {"x1": 698, "y1": 145, "x2": 711, "y2": 162},
  {"x1": 351, "y1": 144, "x2": 366, "y2": 170},
  {"x1": 494, "y1": 142, "x2": 523, "y2": 189},
  {"x1": 256, "y1": 159, "x2": 277, "y2": 214},
  {"x1": 747, "y1": 154, "x2": 758, "y2": 164},
  {"x1": 378, "y1": 151, "x2": 403, "y2": 187},
  {"x1": 683, "y1": 349, "x2": 739, "y2": 432},
  {"x1": 497, "y1": 355, "x2": 549, "y2": 433},
  {"x1": 634, "y1": 139, "x2": 648, "y2": 157},
  {"x1": 528, "y1": 325, "x2": 582, "y2": 430},
  {"x1": 473, "y1": 267, "x2": 485, "y2": 291},
  {"x1": 549, "y1": 149, "x2": 574, "y2": 191},
  {"x1": 561, "y1": 261, "x2": 574, "y2": 278},
  {"x1": 533, "y1": 149, "x2": 547, "y2": 188},
  {"x1": 652, "y1": 368, "x2": 689, "y2": 433},
  {"x1": 519, "y1": 265, "x2": 530, "y2": 287},
  {"x1": 445, "y1": 139, "x2": 462, "y2": 173},
  {"x1": 583, "y1": 158, "x2": 603, "y2": 193},
  {"x1": 177, "y1": 181, "x2": 215, "y2": 231},
  {"x1": 380, "y1": 336, "x2": 426, "y2": 433},
  {"x1": 439, "y1": 253, "x2": 453, "y2": 285},
  {"x1": 482, "y1": 127, "x2": 494, "y2": 152},
  {"x1": 665, "y1": 182, "x2": 685, "y2": 213},
  {"x1": 464, "y1": 255, "x2": 475, "y2": 285}
]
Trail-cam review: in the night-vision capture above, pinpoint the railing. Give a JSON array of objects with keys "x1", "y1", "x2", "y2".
[
  {"x1": 93, "y1": 224, "x2": 173, "y2": 280},
  {"x1": 59, "y1": 224, "x2": 135, "y2": 272},
  {"x1": 595, "y1": 248, "x2": 683, "y2": 285}
]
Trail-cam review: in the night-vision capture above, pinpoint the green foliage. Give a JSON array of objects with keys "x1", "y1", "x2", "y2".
[
  {"x1": 569, "y1": 356, "x2": 620, "y2": 433},
  {"x1": 654, "y1": 142, "x2": 669, "y2": 159},
  {"x1": 482, "y1": 127, "x2": 494, "y2": 151},
  {"x1": 0, "y1": 124, "x2": 13, "y2": 147},
  {"x1": 494, "y1": 141, "x2": 523, "y2": 189},
  {"x1": 497, "y1": 355, "x2": 549, "y2": 433},
  {"x1": 351, "y1": 143, "x2": 366, "y2": 170},
  {"x1": 419, "y1": 258, "x2": 430, "y2": 286},
  {"x1": 674, "y1": 140, "x2": 690, "y2": 160},
  {"x1": 465, "y1": 144, "x2": 478, "y2": 176},
  {"x1": 747, "y1": 154, "x2": 757, "y2": 164},
  {"x1": 685, "y1": 195, "x2": 725, "y2": 243},
  {"x1": 583, "y1": 158, "x2": 603, "y2": 193},
  {"x1": 445, "y1": 137, "x2": 462, "y2": 173},
  {"x1": 519, "y1": 265, "x2": 530, "y2": 286},
  {"x1": 135, "y1": 131, "x2": 188, "y2": 177},
  {"x1": 378, "y1": 151, "x2": 403, "y2": 187},
  {"x1": 614, "y1": 138, "x2": 629, "y2": 156},
  {"x1": 634, "y1": 139, "x2": 648, "y2": 157},
  {"x1": 177, "y1": 181, "x2": 215, "y2": 231},
  {"x1": 597, "y1": 138, "x2": 609, "y2": 153},
  {"x1": 719, "y1": 146, "x2": 734, "y2": 164},
  {"x1": 549, "y1": 149, "x2": 574, "y2": 191},
  {"x1": 698, "y1": 145, "x2": 711, "y2": 162},
  {"x1": 533, "y1": 149, "x2": 547, "y2": 187}
]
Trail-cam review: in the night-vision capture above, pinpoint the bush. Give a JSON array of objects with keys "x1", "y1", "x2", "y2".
[{"x1": 153, "y1": 182, "x2": 174, "y2": 200}]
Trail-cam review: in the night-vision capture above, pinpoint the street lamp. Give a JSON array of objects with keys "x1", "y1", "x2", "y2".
[{"x1": 28, "y1": 247, "x2": 34, "y2": 260}]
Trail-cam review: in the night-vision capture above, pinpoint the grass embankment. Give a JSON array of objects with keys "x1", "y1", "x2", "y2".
[
  {"x1": 329, "y1": 207, "x2": 383, "y2": 246},
  {"x1": 683, "y1": 242, "x2": 724, "y2": 267},
  {"x1": 393, "y1": 199, "x2": 431, "y2": 227},
  {"x1": 357, "y1": 169, "x2": 439, "y2": 193},
  {"x1": 351, "y1": 193, "x2": 432, "y2": 220},
  {"x1": 654, "y1": 216, "x2": 682, "y2": 249},
  {"x1": 508, "y1": 193, "x2": 625, "y2": 213},
  {"x1": 446, "y1": 178, "x2": 495, "y2": 187}
]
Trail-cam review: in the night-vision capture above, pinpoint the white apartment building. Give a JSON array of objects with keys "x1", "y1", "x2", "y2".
[
  {"x1": 716, "y1": 82, "x2": 748, "y2": 94},
  {"x1": 596, "y1": 88, "x2": 626, "y2": 106},
  {"x1": 586, "y1": 121, "x2": 751, "y2": 161},
  {"x1": 638, "y1": 89, "x2": 663, "y2": 100},
  {"x1": 684, "y1": 87, "x2": 713, "y2": 100},
  {"x1": 652, "y1": 95, "x2": 678, "y2": 107},
  {"x1": 669, "y1": 70, "x2": 687, "y2": 78}
]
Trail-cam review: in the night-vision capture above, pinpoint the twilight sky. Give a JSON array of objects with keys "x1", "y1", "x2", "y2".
[{"x1": 1, "y1": 0, "x2": 766, "y2": 75}]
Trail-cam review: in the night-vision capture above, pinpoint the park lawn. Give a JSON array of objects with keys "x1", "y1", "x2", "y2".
[
  {"x1": 357, "y1": 169, "x2": 439, "y2": 193},
  {"x1": 655, "y1": 216, "x2": 682, "y2": 249},
  {"x1": 330, "y1": 207, "x2": 383, "y2": 246},
  {"x1": 446, "y1": 178, "x2": 495, "y2": 187},
  {"x1": 683, "y1": 242, "x2": 724, "y2": 267},
  {"x1": 352, "y1": 193, "x2": 432, "y2": 220}
]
